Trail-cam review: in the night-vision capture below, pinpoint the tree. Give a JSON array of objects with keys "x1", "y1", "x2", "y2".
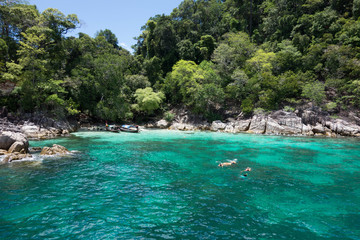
[
  {"x1": 164, "y1": 60, "x2": 224, "y2": 116},
  {"x1": 17, "y1": 26, "x2": 49, "y2": 84},
  {"x1": 133, "y1": 87, "x2": 164, "y2": 114},
  {"x1": 96, "y1": 29, "x2": 119, "y2": 49},
  {"x1": 274, "y1": 40, "x2": 302, "y2": 74},
  {"x1": 245, "y1": 49, "x2": 276, "y2": 74},
  {"x1": 302, "y1": 81, "x2": 326, "y2": 106}
]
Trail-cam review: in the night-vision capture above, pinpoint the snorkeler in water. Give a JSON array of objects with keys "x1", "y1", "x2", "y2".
[
  {"x1": 218, "y1": 160, "x2": 237, "y2": 167},
  {"x1": 240, "y1": 167, "x2": 252, "y2": 178}
]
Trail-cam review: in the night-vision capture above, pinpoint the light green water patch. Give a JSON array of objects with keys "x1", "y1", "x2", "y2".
[{"x1": 2, "y1": 130, "x2": 359, "y2": 239}]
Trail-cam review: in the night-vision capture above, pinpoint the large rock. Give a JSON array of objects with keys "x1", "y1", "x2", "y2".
[
  {"x1": 21, "y1": 125, "x2": 39, "y2": 138},
  {"x1": 233, "y1": 120, "x2": 251, "y2": 132},
  {"x1": 312, "y1": 124, "x2": 326, "y2": 134},
  {"x1": 301, "y1": 110, "x2": 320, "y2": 126},
  {"x1": 248, "y1": 115, "x2": 267, "y2": 134},
  {"x1": 302, "y1": 124, "x2": 314, "y2": 136},
  {"x1": 169, "y1": 123, "x2": 196, "y2": 131},
  {"x1": 331, "y1": 119, "x2": 360, "y2": 136},
  {"x1": 265, "y1": 118, "x2": 285, "y2": 135},
  {"x1": 40, "y1": 144, "x2": 70, "y2": 155},
  {"x1": 8, "y1": 141, "x2": 26, "y2": 153},
  {"x1": 224, "y1": 123, "x2": 235, "y2": 133},
  {"x1": 21, "y1": 125, "x2": 55, "y2": 139},
  {"x1": 210, "y1": 120, "x2": 227, "y2": 131},
  {"x1": 0, "y1": 131, "x2": 29, "y2": 152},
  {"x1": 271, "y1": 111, "x2": 303, "y2": 133},
  {"x1": 155, "y1": 119, "x2": 170, "y2": 129}
]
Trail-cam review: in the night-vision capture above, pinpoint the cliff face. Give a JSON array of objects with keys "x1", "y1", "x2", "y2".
[{"x1": 153, "y1": 109, "x2": 360, "y2": 138}]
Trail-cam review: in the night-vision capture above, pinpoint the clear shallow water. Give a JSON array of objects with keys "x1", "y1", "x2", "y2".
[{"x1": 1, "y1": 130, "x2": 360, "y2": 239}]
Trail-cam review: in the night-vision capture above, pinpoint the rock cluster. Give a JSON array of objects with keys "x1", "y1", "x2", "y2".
[
  {"x1": 1, "y1": 109, "x2": 77, "y2": 164},
  {"x1": 152, "y1": 109, "x2": 360, "y2": 137},
  {"x1": 40, "y1": 144, "x2": 70, "y2": 155},
  {"x1": 0, "y1": 131, "x2": 31, "y2": 163},
  {"x1": 0, "y1": 131, "x2": 29, "y2": 153},
  {"x1": 1, "y1": 115, "x2": 77, "y2": 139}
]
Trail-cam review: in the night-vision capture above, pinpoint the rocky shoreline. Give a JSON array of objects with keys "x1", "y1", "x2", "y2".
[
  {"x1": 2, "y1": 107, "x2": 360, "y2": 164},
  {"x1": 150, "y1": 109, "x2": 360, "y2": 138},
  {"x1": 0, "y1": 111, "x2": 78, "y2": 164}
]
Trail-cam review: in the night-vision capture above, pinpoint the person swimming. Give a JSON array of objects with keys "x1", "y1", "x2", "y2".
[
  {"x1": 218, "y1": 160, "x2": 237, "y2": 167},
  {"x1": 240, "y1": 167, "x2": 251, "y2": 178}
]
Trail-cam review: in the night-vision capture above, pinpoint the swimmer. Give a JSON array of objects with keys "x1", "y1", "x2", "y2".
[
  {"x1": 240, "y1": 167, "x2": 251, "y2": 178},
  {"x1": 218, "y1": 160, "x2": 237, "y2": 167}
]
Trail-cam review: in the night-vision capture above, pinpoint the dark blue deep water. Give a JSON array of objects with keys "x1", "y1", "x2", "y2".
[{"x1": 1, "y1": 130, "x2": 360, "y2": 239}]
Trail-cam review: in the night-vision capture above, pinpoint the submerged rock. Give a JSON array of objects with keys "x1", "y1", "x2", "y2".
[
  {"x1": 29, "y1": 147, "x2": 42, "y2": 153},
  {"x1": 2, "y1": 152, "x2": 32, "y2": 163},
  {"x1": 40, "y1": 144, "x2": 70, "y2": 156}
]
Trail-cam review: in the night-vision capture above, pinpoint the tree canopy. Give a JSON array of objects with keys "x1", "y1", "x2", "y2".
[{"x1": 1, "y1": 0, "x2": 360, "y2": 122}]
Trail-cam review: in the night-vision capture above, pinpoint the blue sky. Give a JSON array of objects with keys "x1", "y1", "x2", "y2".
[{"x1": 29, "y1": 0, "x2": 184, "y2": 51}]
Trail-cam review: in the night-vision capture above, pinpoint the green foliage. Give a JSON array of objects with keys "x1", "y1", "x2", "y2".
[
  {"x1": 354, "y1": 0, "x2": 360, "y2": 19},
  {"x1": 325, "y1": 101, "x2": 337, "y2": 111},
  {"x1": 302, "y1": 81, "x2": 326, "y2": 106},
  {"x1": 125, "y1": 74, "x2": 151, "y2": 92},
  {"x1": 164, "y1": 60, "x2": 224, "y2": 118},
  {"x1": 164, "y1": 111, "x2": 175, "y2": 122},
  {"x1": 212, "y1": 32, "x2": 256, "y2": 78},
  {"x1": 246, "y1": 49, "x2": 276, "y2": 74},
  {"x1": 241, "y1": 98, "x2": 254, "y2": 114},
  {"x1": 3, "y1": 0, "x2": 360, "y2": 123},
  {"x1": 1, "y1": 61, "x2": 22, "y2": 82},
  {"x1": 283, "y1": 106, "x2": 295, "y2": 112},
  {"x1": 274, "y1": 40, "x2": 302, "y2": 73},
  {"x1": 96, "y1": 29, "x2": 119, "y2": 49},
  {"x1": 134, "y1": 87, "x2": 164, "y2": 114}
]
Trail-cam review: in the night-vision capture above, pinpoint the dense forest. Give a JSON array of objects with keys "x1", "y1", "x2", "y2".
[{"x1": 1, "y1": 0, "x2": 360, "y2": 122}]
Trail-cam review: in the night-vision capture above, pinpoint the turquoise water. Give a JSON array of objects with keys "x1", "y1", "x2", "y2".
[{"x1": 1, "y1": 130, "x2": 360, "y2": 239}]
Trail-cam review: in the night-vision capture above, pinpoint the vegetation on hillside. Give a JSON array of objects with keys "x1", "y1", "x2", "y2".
[{"x1": 1, "y1": 0, "x2": 360, "y2": 122}]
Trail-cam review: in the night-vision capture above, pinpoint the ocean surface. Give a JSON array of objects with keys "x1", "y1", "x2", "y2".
[{"x1": 1, "y1": 130, "x2": 360, "y2": 239}]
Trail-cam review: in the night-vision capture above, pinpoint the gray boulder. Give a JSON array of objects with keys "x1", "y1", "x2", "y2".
[
  {"x1": 312, "y1": 124, "x2": 326, "y2": 135},
  {"x1": 155, "y1": 119, "x2": 170, "y2": 129},
  {"x1": 210, "y1": 120, "x2": 227, "y2": 131},
  {"x1": 21, "y1": 125, "x2": 40, "y2": 138},
  {"x1": 302, "y1": 124, "x2": 314, "y2": 136},
  {"x1": 0, "y1": 131, "x2": 29, "y2": 152},
  {"x1": 265, "y1": 118, "x2": 285, "y2": 135},
  {"x1": 331, "y1": 119, "x2": 360, "y2": 136},
  {"x1": 224, "y1": 123, "x2": 235, "y2": 133},
  {"x1": 233, "y1": 120, "x2": 251, "y2": 132},
  {"x1": 8, "y1": 141, "x2": 26, "y2": 153},
  {"x1": 248, "y1": 115, "x2": 267, "y2": 134},
  {"x1": 268, "y1": 111, "x2": 303, "y2": 134},
  {"x1": 40, "y1": 144, "x2": 70, "y2": 156}
]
